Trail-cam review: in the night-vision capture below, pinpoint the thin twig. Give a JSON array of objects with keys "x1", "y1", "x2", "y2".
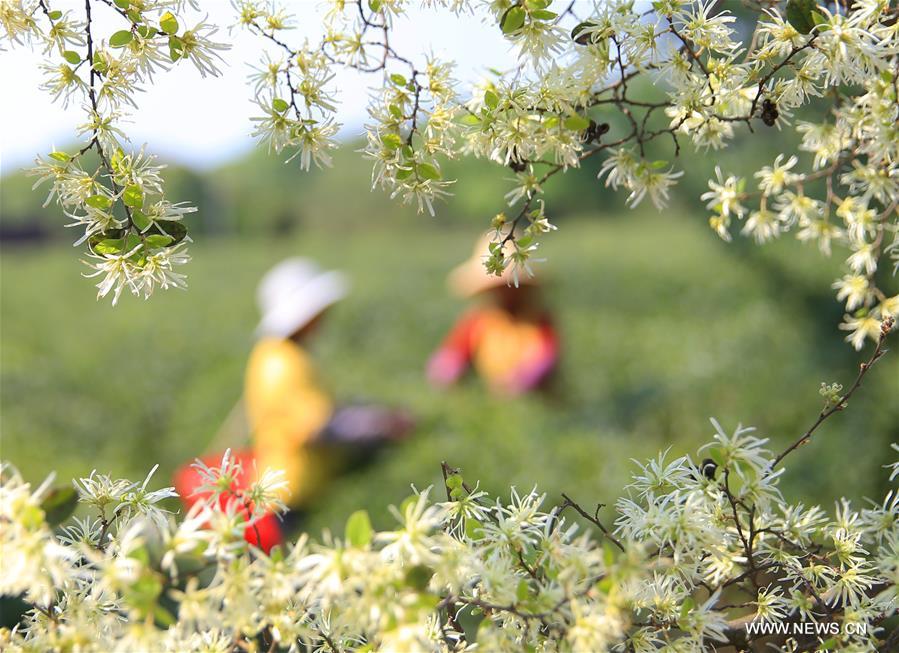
[
  {"x1": 559, "y1": 493, "x2": 624, "y2": 552},
  {"x1": 771, "y1": 316, "x2": 893, "y2": 471}
]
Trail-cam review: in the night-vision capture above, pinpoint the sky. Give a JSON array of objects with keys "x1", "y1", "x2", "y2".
[{"x1": 0, "y1": 1, "x2": 519, "y2": 175}]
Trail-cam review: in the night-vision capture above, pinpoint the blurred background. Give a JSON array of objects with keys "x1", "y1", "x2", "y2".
[
  {"x1": 3, "y1": 144, "x2": 898, "y2": 535},
  {"x1": 1, "y1": 3, "x2": 898, "y2": 536}
]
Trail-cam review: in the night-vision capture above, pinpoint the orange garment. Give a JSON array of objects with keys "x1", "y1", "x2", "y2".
[
  {"x1": 428, "y1": 307, "x2": 558, "y2": 394},
  {"x1": 244, "y1": 338, "x2": 334, "y2": 506},
  {"x1": 173, "y1": 450, "x2": 284, "y2": 553}
]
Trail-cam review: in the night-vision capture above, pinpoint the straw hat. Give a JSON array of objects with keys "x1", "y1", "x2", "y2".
[
  {"x1": 255, "y1": 258, "x2": 349, "y2": 339},
  {"x1": 448, "y1": 233, "x2": 537, "y2": 297}
]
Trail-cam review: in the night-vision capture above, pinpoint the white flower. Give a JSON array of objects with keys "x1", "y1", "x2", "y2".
[
  {"x1": 742, "y1": 207, "x2": 782, "y2": 243},
  {"x1": 176, "y1": 20, "x2": 229, "y2": 78},
  {"x1": 832, "y1": 274, "x2": 871, "y2": 311},
  {"x1": 115, "y1": 464, "x2": 178, "y2": 531},
  {"x1": 755, "y1": 154, "x2": 798, "y2": 195},
  {"x1": 377, "y1": 488, "x2": 446, "y2": 565},
  {"x1": 753, "y1": 585, "x2": 788, "y2": 624},
  {"x1": 702, "y1": 167, "x2": 746, "y2": 219},
  {"x1": 839, "y1": 313, "x2": 881, "y2": 350}
]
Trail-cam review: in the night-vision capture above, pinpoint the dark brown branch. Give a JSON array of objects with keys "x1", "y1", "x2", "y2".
[{"x1": 559, "y1": 493, "x2": 624, "y2": 551}]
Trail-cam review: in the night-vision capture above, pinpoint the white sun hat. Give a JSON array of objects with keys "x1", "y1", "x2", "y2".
[{"x1": 255, "y1": 258, "x2": 349, "y2": 339}]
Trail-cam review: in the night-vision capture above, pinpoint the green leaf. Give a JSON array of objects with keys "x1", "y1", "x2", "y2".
[
  {"x1": 810, "y1": 10, "x2": 828, "y2": 28},
  {"x1": 500, "y1": 6, "x2": 526, "y2": 34},
  {"x1": 123, "y1": 233, "x2": 143, "y2": 254},
  {"x1": 122, "y1": 184, "x2": 143, "y2": 209},
  {"x1": 41, "y1": 487, "x2": 78, "y2": 527},
  {"x1": 368, "y1": 0, "x2": 383, "y2": 11},
  {"x1": 388, "y1": 104, "x2": 404, "y2": 119},
  {"x1": 125, "y1": 571, "x2": 162, "y2": 613},
  {"x1": 531, "y1": 9, "x2": 557, "y2": 20},
  {"x1": 416, "y1": 162, "x2": 441, "y2": 180},
  {"x1": 85, "y1": 194, "x2": 114, "y2": 210},
  {"x1": 651, "y1": 159, "x2": 668, "y2": 169},
  {"x1": 48, "y1": 10, "x2": 62, "y2": 19},
  {"x1": 62, "y1": 50, "x2": 81, "y2": 65},
  {"x1": 563, "y1": 114, "x2": 590, "y2": 131},
  {"x1": 136, "y1": 25, "x2": 158, "y2": 39},
  {"x1": 381, "y1": 132, "x2": 403, "y2": 150},
  {"x1": 404, "y1": 564, "x2": 434, "y2": 591},
  {"x1": 516, "y1": 579, "x2": 530, "y2": 602},
  {"x1": 602, "y1": 541, "x2": 616, "y2": 567},
  {"x1": 345, "y1": 510, "x2": 373, "y2": 547},
  {"x1": 114, "y1": 0, "x2": 130, "y2": 8},
  {"x1": 94, "y1": 238, "x2": 124, "y2": 255},
  {"x1": 109, "y1": 30, "x2": 134, "y2": 48},
  {"x1": 126, "y1": 9, "x2": 142, "y2": 23},
  {"x1": 785, "y1": 0, "x2": 818, "y2": 35},
  {"x1": 272, "y1": 98, "x2": 290, "y2": 113},
  {"x1": 395, "y1": 166, "x2": 414, "y2": 181},
  {"x1": 459, "y1": 114, "x2": 481, "y2": 126},
  {"x1": 154, "y1": 604, "x2": 176, "y2": 627},
  {"x1": 92, "y1": 54, "x2": 108, "y2": 73},
  {"x1": 159, "y1": 11, "x2": 179, "y2": 35},
  {"x1": 49, "y1": 151, "x2": 70, "y2": 163},
  {"x1": 168, "y1": 35, "x2": 183, "y2": 62},
  {"x1": 571, "y1": 21, "x2": 597, "y2": 45},
  {"x1": 144, "y1": 234, "x2": 173, "y2": 249},
  {"x1": 150, "y1": 220, "x2": 187, "y2": 245},
  {"x1": 679, "y1": 596, "x2": 695, "y2": 622},
  {"x1": 389, "y1": 73, "x2": 407, "y2": 86},
  {"x1": 484, "y1": 89, "x2": 499, "y2": 110},
  {"x1": 464, "y1": 517, "x2": 483, "y2": 541},
  {"x1": 131, "y1": 209, "x2": 151, "y2": 231}
]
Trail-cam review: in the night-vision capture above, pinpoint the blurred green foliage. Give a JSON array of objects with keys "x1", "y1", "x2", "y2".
[{"x1": 1, "y1": 144, "x2": 897, "y2": 536}]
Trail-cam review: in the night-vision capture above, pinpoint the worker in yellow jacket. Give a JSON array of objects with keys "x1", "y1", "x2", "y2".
[
  {"x1": 246, "y1": 258, "x2": 412, "y2": 507},
  {"x1": 175, "y1": 258, "x2": 411, "y2": 546}
]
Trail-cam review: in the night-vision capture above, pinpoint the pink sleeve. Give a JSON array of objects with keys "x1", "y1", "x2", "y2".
[{"x1": 427, "y1": 312, "x2": 479, "y2": 386}]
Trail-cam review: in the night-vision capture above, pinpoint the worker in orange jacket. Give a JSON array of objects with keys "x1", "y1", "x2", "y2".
[{"x1": 427, "y1": 235, "x2": 559, "y2": 395}]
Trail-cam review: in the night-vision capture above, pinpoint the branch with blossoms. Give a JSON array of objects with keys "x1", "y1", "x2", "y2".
[
  {"x1": 1, "y1": 0, "x2": 230, "y2": 304},
  {"x1": 231, "y1": 0, "x2": 898, "y2": 348},
  {"x1": 772, "y1": 314, "x2": 893, "y2": 470},
  {"x1": 1, "y1": 326, "x2": 896, "y2": 651},
  {"x1": 4, "y1": 1, "x2": 898, "y2": 342},
  {"x1": 235, "y1": 0, "x2": 457, "y2": 215}
]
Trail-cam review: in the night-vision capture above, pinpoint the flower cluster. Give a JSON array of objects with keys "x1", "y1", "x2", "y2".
[
  {"x1": 1, "y1": 436, "x2": 896, "y2": 651},
  {"x1": 235, "y1": 0, "x2": 461, "y2": 218},
  {"x1": 6, "y1": 0, "x2": 899, "y2": 335},
  {"x1": 231, "y1": 0, "x2": 898, "y2": 344},
  {"x1": 2, "y1": 0, "x2": 229, "y2": 303},
  {"x1": 2, "y1": 330, "x2": 897, "y2": 651}
]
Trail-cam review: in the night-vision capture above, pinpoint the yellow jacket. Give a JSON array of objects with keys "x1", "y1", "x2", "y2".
[{"x1": 244, "y1": 338, "x2": 334, "y2": 506}]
